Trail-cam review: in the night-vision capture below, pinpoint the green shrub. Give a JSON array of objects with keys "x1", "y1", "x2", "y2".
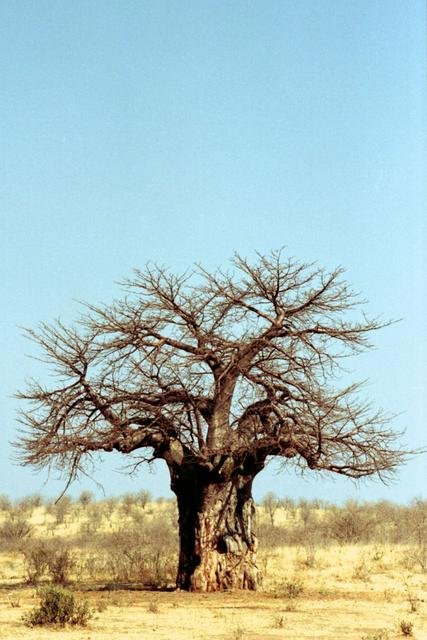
[{"x1": 23, "y1": 586, "x2": 92, "y2": 627}]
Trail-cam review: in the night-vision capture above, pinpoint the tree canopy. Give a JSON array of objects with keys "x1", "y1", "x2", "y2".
[{"x1": 16, "y1": 250, "x2": 406, "y2": 485}]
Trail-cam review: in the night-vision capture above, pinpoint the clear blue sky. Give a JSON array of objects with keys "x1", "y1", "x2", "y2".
[{"x1": 0, "y1": 1, "x2": 425, "y2": 503}]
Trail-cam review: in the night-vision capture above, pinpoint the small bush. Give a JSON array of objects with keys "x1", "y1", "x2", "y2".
[
  {"x1": 403, "y1": 544, "x2": 427, "y2": 573},
  {"x1": 296, "y1": 544, "x2": 317, "y2": 569},
  {"x1": 0, "y1": 516, "x2": 32, "y2": 549},
  {"x1": 404, "y1": 584, "x2": 420, "y2": 613},
  {"x1": 95, "y1": 596, "x2": 109, "y2": 612},
  {"x1": 399, "y1": 620, "x2": 414, "y2": 637},
  {"x1": 23, "y1": 541, "x2": 49, "y2": 584},
  {"x1": 23, "y1": 540, "x2": 76, "y2": 585},
  {"x1": 7, "y1": 593, "x2": 21, "y2": 608},
  {"x1": 78, "y1": 491, "x2": 94, "y2": 508},
  {"x1": 362, "y1": 630, "x2": 390, "y2": 640},
  {"x1": 262, "y1": 491, "x2": 281, "y2": 526},
  {"x1": 274, "y1": 614, "x2": 285, "y2": 628},
  {"x1": 284, "y1": 578, "x2": 304, "y2": 599},
  {"x1": 383, "y1": 589, "x2": 395, "y2": 603},
  {"x1": 231, "y1": 625, "x2": 246, "y2": 640},
  {"x1": 47, "y1": 496, "x2": 73, "y2": 526},
  {"x1": 17, "y1": 494, "x2": 44, "y2": 511},
  {"x1": 47, "y1": 543, "x2": 76, "y2": 585},
  {"x1": 103, "y1": 523, "x2": 177, "y2": 587},
  {"x1": 0, "y1": 494, "x2": 12, "y2": 511},
  {"x1": 23, "y1": 586, "x2": 92, "y2": 627},
  {"x1": 148, "y1": 599, "x2": 159, "y2": 613},
  {"x1": 258, "y1": 522, "x2": 286, "y2": 549},
  {"x1": 328, "y1": 500, "x2": 376, "y2": 544},
  {"x1": 353, "y1": 559, "x2": 372, "y2": 583},
  {"x1": 272, "y1": 577, "x2": 304, "y2": 599},
  {"x1": 136, "y1": 489, "x2": 151, "y2": 509}
]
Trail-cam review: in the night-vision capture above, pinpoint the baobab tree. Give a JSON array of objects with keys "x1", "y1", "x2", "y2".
[{"x1": 16, "y1": 250, "x2": 406, "y2": 591}]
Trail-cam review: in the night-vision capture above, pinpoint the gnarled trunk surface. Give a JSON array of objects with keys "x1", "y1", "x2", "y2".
[{"x1": 170, "y1": 465, "x2": 262, "y2": 592}]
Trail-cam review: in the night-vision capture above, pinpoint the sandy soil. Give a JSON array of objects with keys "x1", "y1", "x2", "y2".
[
  {"x1": 1, "y1": 571, "x2": 426, "y2": 640},
  {"x1": 1, "y1": 505, "x2": 426, "y2": 639}
]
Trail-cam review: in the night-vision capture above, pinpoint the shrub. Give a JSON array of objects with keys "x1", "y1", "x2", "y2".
[
  {"x1": 7, "y1": 593, "x2": 21, "y2": 608},
  {"x1": 102, "y1": 520, "x2": 177, "y2": 587},
  {"x1": 136, "y1": 490, "x2": 151, "y2": 510},
  {"x1": 284, "y1": 578, "x2": 304, "y2": 599},
  {"x1": 23, "y1": 586, "x2": 92, "y2": 627},
  {"x1": 296, "y1": 544, "x2": 318, "y2": 569},
  {"x1": 403, "y1": 502, "x2": 427, "y2": 572},
  {"x1": 23, "y1": 541, "x2": 49, "y2": 584},
  {"x1": 262, "y1": 491, "x2": 281, "y2": 526},
  {"x1": 399, "y1": 620, "x2": 414, "y2": 637},
  {"x1": 79, "y1": 503, "x2": 104, "y2": 535},
  {"x1": 404, "y1": 583, "x2": 420, "y2": 613},
  {"x1": 0, "y1": 516, "x2": 32, "y2": 550},
  {"x1": 120, "y1": 493, "x2": 138, "y2": 516},
  {"x1": 231, "y1": 625, "x2": 246, "y2": 640},
  {"x1": 274, "y1": 614, "x2": 285, "y2": 628},
  {"x1": 0, "y1": 494, "x2": 12, "y2": 511},
  {"x1": 403, "y1": 545, "x2": 427, "y2": 573},
  {"x1": 17, "y1": 494, "x2": 44, "y2": 511},
  {"x1": 328, "y1": 501, "x2": 376, "y2": 544},
  {"x1": 47, "y1": 496, "x2": 73, "y2": 526},
  {"x1": 272, "y1": 577, "x2": 304, "y2": 599},
  {"x1": 78, "y1": 491, "x2": 94, "y2": 508},
  {"x1": 362, "y1": 631, "x2": 390, "y2": 640},
  {"x1": 353, "y1": 559, "x2": 372, "y2": 583},
  {"x1": 257, "y1": 522, "x2": 286, "y2": 549},
  {"x1": 46, "y1": 542, "x2": 76, "y2": 585},
  {"x1": 95, "y1": 596, "x2": 109, "y2": 612},
  {"x1": 23, "y1": 539, "x2": 76, "y2": 585},
  {"x1": 147, "y1": 599, "x2": 159, "y2": 613}
]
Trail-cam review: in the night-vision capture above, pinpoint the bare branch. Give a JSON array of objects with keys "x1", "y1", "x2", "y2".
[{"x1": 15, "y1": 250, "x2": 408, "y2": 485}]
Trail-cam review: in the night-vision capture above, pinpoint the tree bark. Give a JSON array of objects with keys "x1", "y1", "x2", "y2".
[{"x1": 170, "y1": 464, "x2": 262, "y2": 591}]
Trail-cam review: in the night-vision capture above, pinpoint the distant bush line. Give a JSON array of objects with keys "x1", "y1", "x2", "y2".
[{"x1": 0, "y1": 491, "x2": 426, "y2": 587}]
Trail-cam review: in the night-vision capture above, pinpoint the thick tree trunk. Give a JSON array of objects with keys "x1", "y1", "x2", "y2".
[{"x1": 170, "y1": 465, "x2": 262, "y2": 592}]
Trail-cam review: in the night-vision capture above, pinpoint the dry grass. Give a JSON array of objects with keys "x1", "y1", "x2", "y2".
[
  {"x1": 0, "y1": 580, "x2": 426, "y2": 639},
  {"x1": 0, "y1": 543, "x2": 426, "y2": 639},
  {"x1": 0, "y1": 501, "x2": 426, "y2": 639}
]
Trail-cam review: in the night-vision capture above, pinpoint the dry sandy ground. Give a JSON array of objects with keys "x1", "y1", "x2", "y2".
[
  {"x1": 1, "y1": 583, "x2": 426, "y2": 640},
  {"x1": 0, "y1": 506, "x2": 426, "y2": 639}
]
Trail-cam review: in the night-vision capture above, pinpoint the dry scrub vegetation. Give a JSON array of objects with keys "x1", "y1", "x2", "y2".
[{"x1": 0, "y1": 492, "x2": 426, "y2": 639}]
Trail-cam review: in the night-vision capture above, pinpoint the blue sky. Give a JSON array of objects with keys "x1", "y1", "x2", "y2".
[{"x1": 0, "y1": 1, "x2": 425, "y2": 503}]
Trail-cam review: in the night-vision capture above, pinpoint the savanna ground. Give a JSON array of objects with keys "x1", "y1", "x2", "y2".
[{"x1": 0, "y1": 493, "x2": 426, "y2": 639}]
